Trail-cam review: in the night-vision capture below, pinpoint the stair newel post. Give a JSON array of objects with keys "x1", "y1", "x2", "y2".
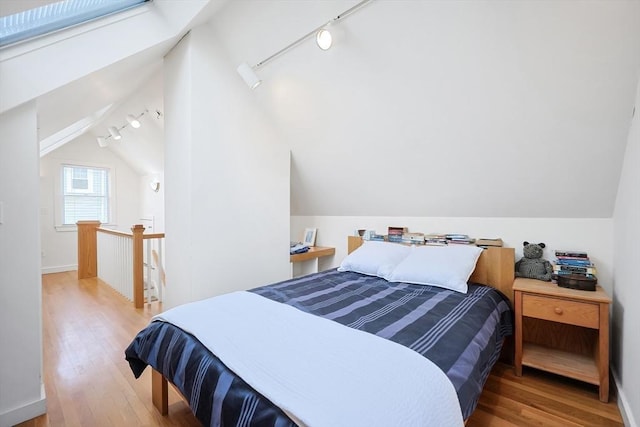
[
  {"x1": 77, "y1": 220, "x2": 101, "y2": 279},
  {"x1": 132, "y1": 224, "x2": 145, "y2": 308}
]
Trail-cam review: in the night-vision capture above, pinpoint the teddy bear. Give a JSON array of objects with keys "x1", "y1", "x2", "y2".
[{"x1": 515, "y1": 241, "x2": 553, "y2": 281}]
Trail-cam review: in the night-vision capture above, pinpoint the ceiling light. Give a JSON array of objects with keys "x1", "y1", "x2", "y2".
[
  {"x1": 237, "y1": 62, "x2": 262, "y2": 89},
  {"x1": 97, "y1": 137, "x2": 108, "y2": 148},
  {"x1": 316, "y1": 29, "x2": 332, "y2": 50},
  {"x1": 237, "y1": 0, "x2": 372, "y2": 89},
  {"x1": 108, "y1": 126, "x2": 122, "y2": 140},
  {"x1": 126, "y1": 114, "x2": 141, "y2": 128}
]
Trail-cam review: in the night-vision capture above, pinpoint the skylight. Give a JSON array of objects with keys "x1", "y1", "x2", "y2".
[{"x1": 0, "y1": 0, "x2": 149, "y2": 48}]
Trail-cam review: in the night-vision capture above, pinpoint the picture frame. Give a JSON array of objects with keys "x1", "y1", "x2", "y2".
[{"x1": 303, "y1": 228, "x2": 317, "y2": 247}]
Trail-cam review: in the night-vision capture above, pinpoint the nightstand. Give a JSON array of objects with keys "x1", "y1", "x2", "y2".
[
  {"x1": 513, "y1": 278, "x2": 611, "y2": 402},
  {"x1": 290, "y1": 246, "x2": 335, "y2": 278}
]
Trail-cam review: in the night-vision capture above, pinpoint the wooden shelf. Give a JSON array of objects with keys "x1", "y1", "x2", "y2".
[
  {"x1": 522, "y1": 343, "x2": 599, "y2": 385},
  {"x1": 290, "y1": 246, "x2": 335, "y2": 263}
]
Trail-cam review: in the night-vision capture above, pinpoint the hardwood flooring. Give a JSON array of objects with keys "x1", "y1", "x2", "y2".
[{"x1": 18, "y1": 271, "x2": 624, "y2": 426}]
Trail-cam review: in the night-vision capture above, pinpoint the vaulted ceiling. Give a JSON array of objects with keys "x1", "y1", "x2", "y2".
[{"x1": 2, "y1": 0, "x2": 640, "y2": 217}]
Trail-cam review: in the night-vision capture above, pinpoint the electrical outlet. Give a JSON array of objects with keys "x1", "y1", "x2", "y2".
[{"x1": 41, "y1": 251, "x2": 45, "y2": 258}]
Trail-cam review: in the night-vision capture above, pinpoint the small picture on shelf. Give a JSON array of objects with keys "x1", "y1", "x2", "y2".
[{"x1": 303, "y1": 228, "x2": 317, "y2": 247}]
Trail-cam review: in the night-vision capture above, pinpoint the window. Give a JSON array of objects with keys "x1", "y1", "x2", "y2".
[
  {"x1": 61, "y1": 164, "x2": 110, "y2": 224},
  {"x1": 0, "y1": 0, "x2": 149, "y2": 48}
]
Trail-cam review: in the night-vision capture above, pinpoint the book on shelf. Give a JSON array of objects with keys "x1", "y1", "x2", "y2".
[
  {"x1": 475, "y1": 238, "x2": 503, "y2": 247},
  {"x1": 554, "y1": 258, "x2": 593, "y2": 267},
  {"x1": 424, "y1": 240, "x2": 447, "y2": 246},
  {"x1": 402, "y1": 232, "x2": 425, "y2": 244},
  {"x1": 448, "y1": 238, "x2": 476, "y2": 245},
  {"x1": 388, "y1": 227, "x2": 407, "y2": 243},
  {"x1": 556, "y1": 255, "x2": 592, "y2": 260},
  {"x1": 555, "y1": 250, "x2": 589, "y2": 259},
  {"x1": 445, "y1": 233, "x2": 469, "y2": 240},
  {"x1": 552, "y1": 263, "x2": 597, "y2": 275}
]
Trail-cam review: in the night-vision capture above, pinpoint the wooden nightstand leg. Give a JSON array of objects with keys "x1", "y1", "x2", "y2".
[
  {"x1": 598, "y1": 303, "x2": 609, "y2": 402},
  {"x1": 514, "y1": 290, "x2": 523, "y2": 376}
]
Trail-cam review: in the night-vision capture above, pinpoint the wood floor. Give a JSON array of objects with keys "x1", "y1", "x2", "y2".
[{"x1": 19, "y1": 271, "x2": 624, "y2": 427}]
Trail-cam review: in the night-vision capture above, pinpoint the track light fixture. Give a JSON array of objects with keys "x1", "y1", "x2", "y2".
[
  {"x1": 126, "y1": 114, "x2": 141, "y2": 128},
  {"x1": 315, "y1": 29, "x2": 332, "y2": 50},
  {"x1": 237, "y1": 0, "x2": 373, "y2": 89},
  {"x1": 108, "y1": 126, "x2": 122, "y2": 140},
  {"x1": 96, "y1": 109, "x2": 148, "y2": 148},
  {"x1": 237, "y1": 62, "x2": 262, "y2": 89}
]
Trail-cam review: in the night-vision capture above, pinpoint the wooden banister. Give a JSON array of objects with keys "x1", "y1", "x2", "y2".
[
  {"x1": 77, "y1": 220, "x2": 101, "y2": 279},
  {"x1": 132, "y1": 224, "x2": 145, "y2": 309}
]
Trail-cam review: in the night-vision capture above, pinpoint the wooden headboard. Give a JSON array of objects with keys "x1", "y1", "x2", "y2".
[{"x1": 347, "y1": 236, "x2": 515, "y2": 304}]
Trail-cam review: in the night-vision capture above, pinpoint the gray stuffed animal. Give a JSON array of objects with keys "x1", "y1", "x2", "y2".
[{"x1": 515, "y1": 241, "x2": 553, "y2": 281}]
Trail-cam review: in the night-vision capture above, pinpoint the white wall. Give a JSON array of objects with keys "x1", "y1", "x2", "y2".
[
  {"x1": 612, "y1": 77, "x2": 640, "y2": 427},
  {"x1": 163, "y1": 25, "x2": 290, "y2": 309},
  {"x1": 0, "y1": 102, "x2": 46, "y2": 426},
  {"x1": 40, "y1": 134, "x2": 142, "y2": 273}
]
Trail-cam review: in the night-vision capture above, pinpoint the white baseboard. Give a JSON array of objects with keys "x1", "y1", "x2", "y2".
[
  {"x1": 42, "y1": 264, "x2": 77, "y2": 274},
  {"x1": 0, "y1": 384, "x2": 46, "y2": 427},
  {"x1": 613, "y1": 368, "x2": 638, "y2": 427}
]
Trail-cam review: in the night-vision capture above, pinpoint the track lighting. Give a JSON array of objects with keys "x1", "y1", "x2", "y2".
[
  {"x1": 237, "y1": 62, "x2": 262, "y2": 89},
  {"x1": 108, "y1": 126, "x2": 122, "y2": 140},
  {"x1": 316, "y1": 29, "x2": 332, "y2": 50},
  {"x1": 237, "y1": 0, "x2": 373, "y2": 89},
  {"x1": 126, "y1": 114, "x2": 141, "y2": 128},
  {"x1": 96, "y1": 109, "x2": 149, "y2": 148}
]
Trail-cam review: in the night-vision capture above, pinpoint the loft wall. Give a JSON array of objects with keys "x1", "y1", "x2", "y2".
[
  {"x1": 612, "y1": 76, "x2": 640, "y2": 427},
  {"x1": 163, "y1": 26, "x2": 291, "y2": 309},
  {"x1": 0, "y1": 102, "x2": 45, "y2": 426}
]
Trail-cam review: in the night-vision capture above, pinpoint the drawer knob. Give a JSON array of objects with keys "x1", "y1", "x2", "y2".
[{"x1": 554, "y1": 307, "x2": 563, "y2": 315}]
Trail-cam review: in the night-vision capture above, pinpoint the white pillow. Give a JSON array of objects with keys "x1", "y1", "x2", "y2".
[
  {"x1": 338, "y1": 241, "x2": 411, "y2": 278},
  {"x1": 386, "y1": 245, "x2": 484, "y2": 293}
]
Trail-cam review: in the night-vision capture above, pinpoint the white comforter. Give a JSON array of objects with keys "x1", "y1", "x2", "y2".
[{"x1": 154, "y1": 291, "x2": 464, "y2": 427}]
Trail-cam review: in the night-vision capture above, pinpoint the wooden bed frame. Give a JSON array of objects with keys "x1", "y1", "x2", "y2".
[{"x1": 151, "y1": 236, "x2": 515, "y2": 415}]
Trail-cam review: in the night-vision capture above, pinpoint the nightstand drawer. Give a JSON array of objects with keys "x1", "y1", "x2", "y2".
[{"x1": 522, "y1": 294, "x2": 599, "y2": 328}]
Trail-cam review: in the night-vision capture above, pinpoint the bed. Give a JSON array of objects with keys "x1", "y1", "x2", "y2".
[{"x1": 125, "y1": 238, "x2": 515, "y2": 426}]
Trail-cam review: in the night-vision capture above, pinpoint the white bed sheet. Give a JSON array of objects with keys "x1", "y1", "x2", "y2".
[{"x1": 154, "y1": 291, "x2": 464, "y2": 427}]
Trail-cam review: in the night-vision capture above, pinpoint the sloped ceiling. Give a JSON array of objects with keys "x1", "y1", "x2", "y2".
[
  {"x1": 210, "y1": 0, "x2": 640, "y2": 218},
  {"x1": 3, "y1": 0, "x2": 639, "y2": 218},
  {"x1": 0, "y1": 0, "x2": 227, "y2": 175}
]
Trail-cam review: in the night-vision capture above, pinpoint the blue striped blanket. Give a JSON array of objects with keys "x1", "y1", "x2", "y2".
[{"x1": 125, "y1": 269, "x2": 513, "y2": 425}]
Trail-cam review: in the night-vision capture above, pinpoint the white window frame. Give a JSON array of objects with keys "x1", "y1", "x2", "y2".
[{"x1": 54, "y1": 162, "x2": 116, "y2": 231}]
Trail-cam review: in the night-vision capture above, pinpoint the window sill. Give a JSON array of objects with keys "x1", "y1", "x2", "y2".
[{"x1": 55, "y1": 223, "x2": 115, "y2": 232}]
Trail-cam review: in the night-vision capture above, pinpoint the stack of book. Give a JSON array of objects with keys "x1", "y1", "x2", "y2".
[
  {"x1": 402, "y1": 232, "x2": 425, "y2": 245},
  {"x1": 424, "y1": 234, "x2": 448, "y2": 246},
  {"x1": 475, "y1": 238, "x2": 504, "y2": 249},
  {"x1": 445, "y1": 234, "x2": 476, "y2": 245},
  {"x1": 552, "y1": 250, "x2": 597, "y2": 282},
  {"x1": 388, "y1": 226, "x2": 407, "y2": 243}
]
